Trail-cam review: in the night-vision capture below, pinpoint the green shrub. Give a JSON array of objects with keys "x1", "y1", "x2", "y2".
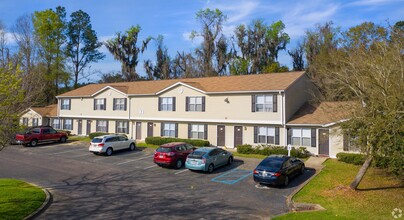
[
  {"x1": 336, "y1": 152, "x2": 366, "y2": 165},
  {"x1": 236, "y1": 144, "x2": 256, "y2": 154},
  {"x1": 89, "y1": 132, "x2": 109, "y2": 139},
  {"x1": 236, "y1": 144, "x2": 311, "y2": 158},
  {"x1": 145, "y1": 137, "x2": 210, "y2": 147}
]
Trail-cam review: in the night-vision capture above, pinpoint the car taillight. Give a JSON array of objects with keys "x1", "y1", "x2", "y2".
[
  {"x1": 166, "y1": 152, "x2": 175, "y2": 157},
  {"x1": 253, "y1": 169, "x2": 259, "y2": 174},
  {"x1": 273, "y1": 172, "x2": 281, "y2": 177},
  {"x1": 98, "y1": 143, "x2": 104, "y2": 147}
]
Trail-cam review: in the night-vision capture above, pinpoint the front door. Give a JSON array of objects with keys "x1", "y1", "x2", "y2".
[
  {"x1": 86, "y1": 120, "x2": 91, "y2": 135},
  {"x1": 147, "y1": 122, "x2": 154, "y2": 137},
  {"x1": 318, "y1": 129, "x2": 329, "y2": 156},
  {"x1": 217, "y1": 125, "x2": 225, "y2": 146},
  {"x1": 78, "y1": 120, "x2": 82, "y2": 135},
  {"x1": 234, "y1": 126, "x2": 243, "y2": 147},
  {"x1": 136, "y1": 122, "x2": 142, "y2": 140}
]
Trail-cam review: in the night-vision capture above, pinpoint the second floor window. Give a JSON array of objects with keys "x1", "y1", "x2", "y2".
[
  {"x1": 32, "y1": 118, "x2": 39, "y2": 127},
  {"x1": 94, "y1": 98, "x2": 106, "y2": 110},
  {"x1": 61, "y1": 99, "x2": 71, "y2": 110},
  {"x1": 252, "y1": 94, "x2": 277, "y2": 112},
  {"x1": 63, "y1": 118, "x2": 73, "y2": 130},
  {"x1": 186, "y1": 96, "x2": 205, "y2": 112},
  {"x1": 115, "y1": 121, "x2": 128, "y2": 134},
  {"x1": 96, "y1": 120, "x2": 108, "y2": 132},
  {"x1": 113, "y1": 98, "x2": 127, "y2": 111},
  {"x1": 159, "y1": 97, "x2": 175, "y2": 111}
]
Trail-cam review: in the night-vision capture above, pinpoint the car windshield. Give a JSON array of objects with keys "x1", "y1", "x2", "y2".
[
  {"x1": 188, "y1": 151, "x2": 206, "y2": 159},
  {"x1": 91, "y1": 138, "x2": 104, "y2": 143},
  {"x1": 156, "y1": 147, "x2": 172, "y2": 153},
  {"x1": 259, "y1": 159, "x2": 283, "y2": 171}
]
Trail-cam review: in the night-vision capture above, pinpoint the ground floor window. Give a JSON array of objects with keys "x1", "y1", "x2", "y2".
[
  {"x1": 52, "y1": 119, "x2": 61, "y2": 129},
  {"x1": 189, "y1": 124, "x2": 207, "y2": 140},
  {"x1": 116, "y1": 121, "x2": 128, "y2": 134},
  {"x1": 256, "y1": 126, "x2": 276, "y2": 144},
  {"x1": 96, "y1": 120, "x2": 108, "y2": 132},
  {"x1": 343, "y1": 134, "x2": 361, "y2": 152},
  {"x1": 291, "y1": 128, "x2": 311, "y2": 147},
  {"x1": 161, "y1": 123, "x2": 176, "y2": 137},
  {"x1": 63, "y1": 118, "x2": 73, "y2": 130},
  {"x1": 32, "y1": 118, "x2": 39, "y2": 127},
  {"x1": 22, "y1": 118, "x2": 28, "y2": 126}
]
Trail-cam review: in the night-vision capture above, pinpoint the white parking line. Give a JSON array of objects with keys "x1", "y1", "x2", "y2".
[
  {"x1": 143, "y1": 165, "x2": 157, "y2": 170},
  {"x1": 174, "y1": 169, "x2": 189, "y2": 175},
  {"x1": 115, "y1": 155, "x2": 154, "y2": 165},
  {"x1": 49, "y1": 149, "x2": 83, "y2": 155}
]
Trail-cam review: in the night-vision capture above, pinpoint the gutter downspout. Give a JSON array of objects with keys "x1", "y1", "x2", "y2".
[
  {"x1": 128, "y1": 97, "x2": 132, "y2": 139},
  {"x1": 281, "y1": 91, "x2": 287, "y2": 147}
]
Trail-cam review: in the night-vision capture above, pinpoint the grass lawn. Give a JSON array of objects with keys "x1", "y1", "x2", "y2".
[
  {"x1": 0, "y1": 179, "x2": 45, "y2": 220},
  {"x1": 274, "y1": 159, "x2": 404, "y2": 220},
  {"x1": 68, "y1": 135, "x2": 91, "y2": 142}
]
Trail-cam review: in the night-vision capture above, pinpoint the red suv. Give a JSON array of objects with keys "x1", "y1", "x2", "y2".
[{"x1": 153, "y1": 142, "x2": 195, "y2": 169}]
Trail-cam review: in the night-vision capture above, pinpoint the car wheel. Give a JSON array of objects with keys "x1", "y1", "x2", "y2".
[
  {"x1": 106, "y1": 147, "x2": 113, "y2": 156},
  {"x1": 284, "y1": 176, "x2": 289, "y2": 187},
  {"x1": 59, "y1": 136, "x2": 67, "y2": 143},
  {"x1": 175, "y1": 159, "x2": 183, "y2": 169},
  {"x1": 129, "y1": 143, "x2": 136, "y2": 151},
  {"x1": 227, "y1": 157, "x2": 233, "y2": 165},
  {"x1": 300, "y1": 165, "x2": 305, "y2": 174},
  {"x1": 207, "y1": 164, "x2": 214, "y2": 173},
  {"x1": 30, "y1": 139, "x2": 38, "y2": 147}
]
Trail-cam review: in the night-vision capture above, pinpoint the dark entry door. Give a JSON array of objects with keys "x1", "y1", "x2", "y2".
[
  {"x1": 147, "y1": 122, "x2": 154, "y2": 137},
  {"x1": 78, "y1": 120, "x2": 82, "y2": 135},
  {"x1": 318, "y1": 129, "x2": 329, "y2": 156},
  {"x1": 86, "y1": 120, "x2": 91, "y2": 135},
  {"x1": 234, "y1": 126, "x2": 243, "y2": 147},
  {"x1": 217, "y1": 125, "x2": 225, "y2": 146},
  {"x1": 136, "y1": 122, "x2": 142, "y2": 140}
]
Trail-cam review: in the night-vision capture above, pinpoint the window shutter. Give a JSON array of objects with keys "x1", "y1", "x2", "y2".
[
  {"x1": 202, "y1": 96, "x2": 206, "y2": 112},
  {"x1": 124, "y1": 98, "x2": 127, "y2": 111},
  {"x1": 253, "y1": 126, "x2": 258, "y2": 143},
  {"x1": 115, "y1": 121, "x2": 118, "y2": 133},
  {"x1": 275, "y1": 127, "x2": 279, "y2": 145},
  {"x1": 71, "y1": 119, "x2": 73, "y2": 130},
  {"x1": 62, "y1": 119, "x2": 65, "y2": 130},
  {"x1": 175, "y1": 123, "x2": 178, "y2": 137},
  {"x1": 103, "y1": 98, "x2": 107, "y2": 110},
  {"x1": 273, "y1": 94, "x2": 277, "y2": 112},
  {"x1": 172, "y1": 97, "x2": 176, "y2": 111},
  {"x1": 106, "y1": 120, "x2": 109, "y2": 133},
  {"x1": 93, "y1": 99, "x2": 96, "y2": 110},
  {"x1": 68, "y1": 99, "x2": 71, "y2": 110},
  {"x1": 113, "y1": 98, "x2": 116, "y2": 110},
  {"x1": 251, "y1": 95, "x2": 256, "y2": 112},
  {"x1": 311, "y1": 128, "x2": 317, "y2": 148},
  {"x1": 158, "y1": 97, "x2": 162, "y2": 111},
  {"x1": 160, "y1": 123, "x2": 164, "y2": 136},
  {"x1": 188, "y1": 124, "x2": 191, "y2": 138},
  {"x1": 343, "y1": 133, "x2": 349, "y2": 151},
  {"x1": 204, "y1": 124, "x2": 208, "y2": 140},
  {"x1": 287, "y1": 128, "x2": 291, "y2": 145},
  {"x1": 185, "y1": 97, "x2": 189, "y2": 111}
]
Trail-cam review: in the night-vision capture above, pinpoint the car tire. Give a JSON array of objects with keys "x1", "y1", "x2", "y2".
[
  {"x1": 207, "y1": 164, "x2": 214, "y2": 173},
  {"x1": 300, "y1": 165, "x2": 305, "y2": 174},
  {"x1": 227, "y1": 157, "x2": 233, "y2": 165},
  {"x1": 175, "y1": 159, "x2": 183, "y2": 169},
  {"x1": 59, "y1": 136, "x2": 67, "y2": 143},
  {"x1": 106, "y1": 147, "x2": 113, "y2": 156},
  {"x1": 129, "y1": 143, "x2": 136, "y2": 151},
  {"x1": 30, "y1": 139, "x2": 38, "y2": 147},
  {"x1": 284, "y1": 176, "x2": 289, "y2": 187}
]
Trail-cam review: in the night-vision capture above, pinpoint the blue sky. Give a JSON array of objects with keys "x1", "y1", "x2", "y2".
[{"x1": 1, "y1": 0, "x2": 403, "y2": 82}]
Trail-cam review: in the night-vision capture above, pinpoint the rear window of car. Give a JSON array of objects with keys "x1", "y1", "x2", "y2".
[
  {"x1": 259, "y1": 159, "x2": 284, "y2": 170},
  {"x1": 156, "y1": 147, "x2": 172, "y2": 153},
  {"x1": 188, "y1": 151, "x2": 206, "y2": 159},
  {"x1": 91, "y1": 138, "x2": 103, "y2": 143}
]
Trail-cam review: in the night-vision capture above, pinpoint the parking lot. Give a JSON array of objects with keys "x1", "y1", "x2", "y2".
[{"x1": 0, "y1": 140, "x2": 315, "y2": 219}]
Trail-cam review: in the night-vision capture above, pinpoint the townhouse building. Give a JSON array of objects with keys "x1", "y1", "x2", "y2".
[{"x1": 21, "y1": 72, "x2": 357, "y2": 158}]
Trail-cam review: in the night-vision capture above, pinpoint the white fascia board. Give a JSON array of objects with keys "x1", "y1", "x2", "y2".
[
  {"x1": 58, "y1": 115, "x2": 130, "y2": 120},
  {"x1": 91, "y1": 86, "x2": 128, "y2": 97},
  {"x1": 322, "y1": 119, "x2": 350, "y2": 127},
  {"x1": 56, "y1": 95, "x2": 92, "y2": 98},
  {"x1": 286, "y1": 119, "x2": 350, "y2": 128},
  {"x1": 156, "y1": 82, "x2": 206, "y2": 95},
  {"x1": 206, "y1": 90, "x2": 284, "y2": 95},
  {"x1": 131, "y1": 117, "x2": 282, "y2": 125}
]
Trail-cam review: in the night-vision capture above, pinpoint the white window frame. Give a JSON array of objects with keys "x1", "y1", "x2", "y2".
[
  {"x1": 257, "y1": 126, "x2": 275, "y2": 144},
  {"x1": 255, "y1": 95, "x2": 273, "y2": 112},
  {"x1": 291, "y1": 128, "x2": 311, "y2": 147},
  {"x1": 64, "y1": 118, "x2": 73, "y2": 130},
  {"x1": 163, "y1": 123, "x2": 176, "y2": 137},
  {"x1": 61, "y1": 99, "x2": 70, "y2": 110},
  {"x1": 116, "y1": 121, "x2": 128, "y2": 133},
  {"x1": 114, "y1": 98, "x2": 126, "y2": 111},
  {"x1": 95, "y1": 99, "x2": 105, "y2": 110},
  {"x1": 161, "y1": 97, "x2": 173, "y2": 111},
  {"x1": 189, "y1": 97, "x2": 202, "y2": 112},
  {"x1": 191, "y1": 124, "x2": 204, "y2": 139},
  {"x1": 96, "y1": 120, "x2": 108, "y2": 132},
  {"x1": 32, "y1": 118, "x2": 39, "y2": 127},
  {"x1": 52, "y1": 119, "x2": 60, "y2": 129}
]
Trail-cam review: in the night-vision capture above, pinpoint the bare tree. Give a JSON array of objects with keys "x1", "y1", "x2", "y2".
[
  {"x1": 288, "y1": 41, "x2": 305, "y2": 71},
  {"x1": 0, "y1": 21, "x2": 10, "y2": 68}
]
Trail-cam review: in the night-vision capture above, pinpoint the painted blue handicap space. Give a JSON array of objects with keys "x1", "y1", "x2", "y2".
[{"x1": 211, "y1": 169, "x2": 253, "y2": 185}]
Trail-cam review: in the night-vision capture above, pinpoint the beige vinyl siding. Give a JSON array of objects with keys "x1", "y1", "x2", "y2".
[
  {"x1": 284, "y1": 74, "x2": 315, "y2": 122},
  {"x1": 20, "y1": 110, "x2": 44, "y2": 127}
]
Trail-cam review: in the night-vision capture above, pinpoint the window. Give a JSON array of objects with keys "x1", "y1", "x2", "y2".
[
  {"x1": 189, "y1": 124, "x2": 207, "y2": 140},
  {"x1": 96, "y1": 120, "x2": 108, "y2": 132},
  {"x1": 291, "y1": 128, "x2": 311, "y2": 147},
  {"x1": 252, "y1": 94, "x2": 277, "y2": 112},
  {"x1": 31, "y1": 128, "x2": 41, "y2": 134},
  {"x1": 115, "y1": 121, "x2": 128, "y2": 134},
  {"x1": 61, "y1": 99, "x2": 71, "y2": 110},
  {"x1": 343, "y1": 134, "x2": 360, "y2": 152},
  {"x1": 161, "y1": 123, "x2": 176, "y2": 137},
  {"x1": 63, "y1": 119, "x2": 73, "y2": 130},
  {"x1": 159, "y1": 97, "x2": 175, "y2": 111},
  {"x1": 22, "y1": 118, "x2": 28, "y2": 126},
  {"x1": 186, "y1": 97, "x2": 205, "y2": 112},
  {"x1": 257, "y1": 127, "x2": 276, "y2": 144},
  {"x1": 113, "y1": 98, "x2": 126, "y2": 111},
  {"x1": 52, "y1": 119, "x2": 61, "y2": 129},
  {"x1": 32, "y1": 118, "x2": 39, "y2": 127},
  {"x1": 94, "y1": 98, "x2": 106, "y2": 110}
]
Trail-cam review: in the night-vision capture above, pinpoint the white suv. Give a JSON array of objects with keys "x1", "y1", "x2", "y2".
[{"x1": 89, "y1": 134, "x2": 136, "y2": 156}]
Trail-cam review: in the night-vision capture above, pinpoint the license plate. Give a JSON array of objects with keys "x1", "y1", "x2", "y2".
[
  {"x1": 190, "y1": 161, "x2": 197, "y2": 165},
  {"x1": 159, "y1": 155, "x2": 163, "y2": 158}
]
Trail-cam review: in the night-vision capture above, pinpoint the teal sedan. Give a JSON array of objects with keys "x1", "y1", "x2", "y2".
[{"x1": 185, "y1": 147, "x2": 233, "y2": 173}]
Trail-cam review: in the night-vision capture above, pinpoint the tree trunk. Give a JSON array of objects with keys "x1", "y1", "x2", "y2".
[{"x1": 350, "y1": 155, "x2": 373, "y2": 190}]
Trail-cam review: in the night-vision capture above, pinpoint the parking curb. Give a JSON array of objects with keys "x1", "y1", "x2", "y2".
[{"x1": 24, "y1": 183, "x2": 52, "y2": 220}]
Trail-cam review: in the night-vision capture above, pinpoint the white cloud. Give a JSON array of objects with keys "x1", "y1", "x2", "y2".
[
  {"x1": 349, "y1": 0, "x2": 402, "y2": 6},
  {"x1": 0, "y1": 30, "x2": 17, "y2": 45},
  {"x1": 207, "y1": 0, "x2": 259, "y2": 24},
  {"x1": 182, "y1": 31, "x2": 203, "y2": 46}
]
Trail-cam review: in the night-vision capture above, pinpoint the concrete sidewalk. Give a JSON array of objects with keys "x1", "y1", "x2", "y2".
[{"x1": 304, "y1": 156, "x2": 328, "y2": 171}]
